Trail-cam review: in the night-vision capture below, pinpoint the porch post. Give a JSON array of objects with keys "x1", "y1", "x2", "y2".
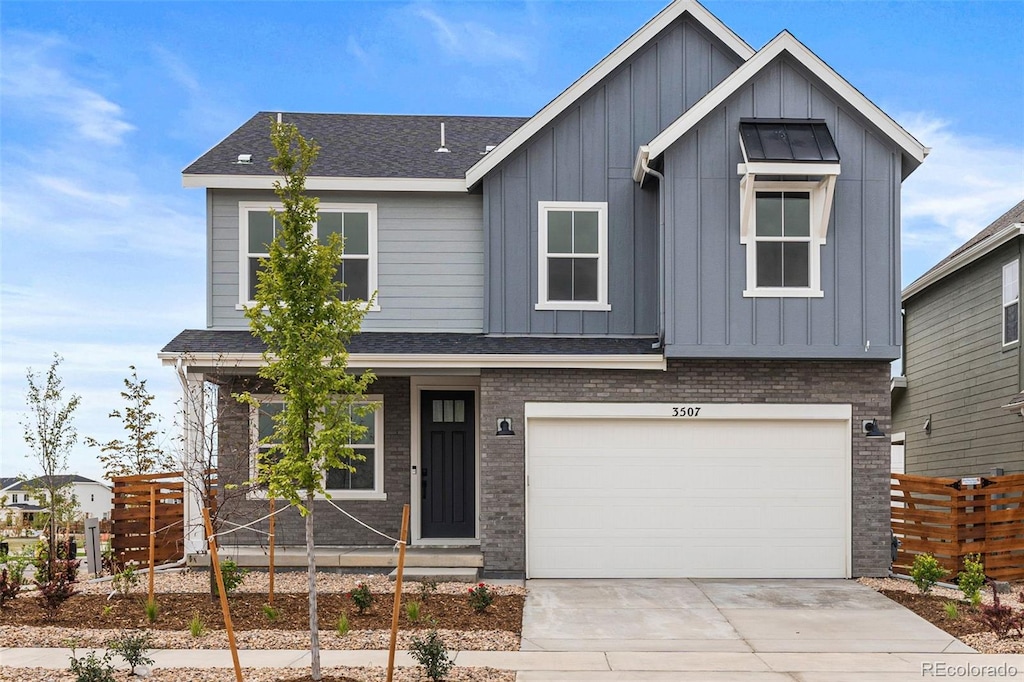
[{"x1": 178, "y1": 366, "x2": 207, "y2": 555}]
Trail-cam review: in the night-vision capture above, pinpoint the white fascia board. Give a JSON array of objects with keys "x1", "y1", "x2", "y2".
[
  {"x1": 632, "y1": 146, "x2": 651, "y2": 183},
  {"x1": 182, "y1": 174, "x2": 467, "y2": 192},
  {"x1": 738, "y1": 162, "x2": 841, "y2": 176},
  {"x1": 646, "y1": 32, "x2": 927, "y2": 165},
  {"x1": 161, "y1": 351, "x2": 667, "y2": 371},
  {"x1": 465, "y1": 0, "x2": 754, "y2": 188},
  {"x1": 902, "y1": 224, "x2": 1024, "y2": 301}
]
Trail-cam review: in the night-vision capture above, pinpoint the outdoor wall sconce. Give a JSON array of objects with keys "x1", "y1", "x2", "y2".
[
  {"x1": 496, "y1": 418, "x2": 515, "y2": 436},
  {"x1": 923, "y1": 415, "x2": 932, "y2": 433},
  {"x1": 863, "y1": 419, "x2": 886, "y2": 439}
]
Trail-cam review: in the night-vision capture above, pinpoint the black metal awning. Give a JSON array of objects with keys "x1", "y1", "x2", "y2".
[{"x1": 739, "y1": 119, "x2": 840, "y2": 163}]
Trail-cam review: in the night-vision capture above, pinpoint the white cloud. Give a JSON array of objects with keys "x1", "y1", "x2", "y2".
[
  {"x1": 347, "y1": 36, "x2": 371, "y2": 67},
  {"x1": 1, "y1": 32, "x2": 135, "y2": 146},
  {"x1": 899, "y1": 113, "x2": 1024, "y2": 270},
  {"x1": 414, "y1": 5, "x2": 532, "y2": 65}
]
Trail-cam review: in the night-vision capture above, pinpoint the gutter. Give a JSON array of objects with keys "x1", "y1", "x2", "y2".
[{"x1": 637, "y1": 147, "x2": 668, "y2": 351}]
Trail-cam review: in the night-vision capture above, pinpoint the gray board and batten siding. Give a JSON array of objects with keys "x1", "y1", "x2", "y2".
[
  {"x1": 662, "y1": 55, "x2": 903, "y2": 360},
  {"x1": 209, "y1": 189, "x2": 486, "y2": 332},
  {"x1": 482, "y1": 15, "x2": 744, "y2": 337},
  {"x1": 893, "y1": 240, "x2": 1024, "y2": 477}
]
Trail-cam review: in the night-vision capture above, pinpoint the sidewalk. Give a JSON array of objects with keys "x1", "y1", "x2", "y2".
[{"x1": 3, "y1": 647, "x2": 1023, "y2": 681}]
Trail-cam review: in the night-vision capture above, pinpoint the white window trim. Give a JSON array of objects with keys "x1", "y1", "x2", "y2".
[
  {"x1": 247, "y1": 393, "x2": 386, "y2": 501},
  {"x1": 237, "y1": 201, "x2": 380, "y2": 312},
  {"x1": 536, "y1": 201, "x2": 611, "y2": 311},
  {"x1": 1003, "y1": 259, "x2": 1019, "y2": 347},
  {"x1": 740, "y1": 180, "x2": 830, "y2": 298}
]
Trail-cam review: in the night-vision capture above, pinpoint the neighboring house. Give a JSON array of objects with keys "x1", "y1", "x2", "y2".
[
  {"x1": 0, "y1": 474, "x2": 114, "y2": 524},
  {"x1": 162, "y1": 0, "x2": 926, "y2": 579},
  {"x1": 893, "y1": 200, "x2": 1024, "y2": 478}
]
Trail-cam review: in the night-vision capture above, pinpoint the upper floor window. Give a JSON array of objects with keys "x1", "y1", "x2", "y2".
[
  {"x1": 1003, "y1": 260, "x2": 1019, "y2": 346},
  {"x1": 239, "y1": 202, "x2": 378, "y2": 310},
  {"x1": 10, "y1": 494, "x2": 17, "y2": 504},
  {"x1": 737, "y1": 119, "x2": 839, "y2": 298},
  {"x1": 249, "y1": 394, "x2": 385, "y2": 500},
  {"x1": 536, "y1": 202, "x2": 610, "y2": 311}
]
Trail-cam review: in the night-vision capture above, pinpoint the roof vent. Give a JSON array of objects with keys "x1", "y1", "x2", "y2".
[
  {"x1": 236, "y1": 154, "x2": 253, "y2": 164},
  {"x1": 435, "y1": 122, "x2": 450, "y2": 153},
  {"x1": 481, "y1": 144, "x2": 497, "y2": 155}
]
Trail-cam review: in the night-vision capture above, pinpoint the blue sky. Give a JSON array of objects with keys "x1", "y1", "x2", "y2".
[{"x1": 2, "y1": 0, "x2": 1022, "y2": 483}]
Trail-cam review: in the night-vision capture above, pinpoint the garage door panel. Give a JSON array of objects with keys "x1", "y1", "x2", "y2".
[{"x1": 527, "y1": 414, "x2": 849, "y2": 578}]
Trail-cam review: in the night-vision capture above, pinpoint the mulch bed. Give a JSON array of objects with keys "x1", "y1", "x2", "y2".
[
  {"x1": 879, "y1": 589, "x2": 987, "y2": 639},
  {"x1": 0, "y1": 591, "x2": 523, "y2": 633}
]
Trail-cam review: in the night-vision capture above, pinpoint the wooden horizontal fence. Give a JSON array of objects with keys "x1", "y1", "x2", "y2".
[
  {"x1": 110, "y1": 471, "x2": 188, "y2": 566},
  {"x1": 892, "y1": 472, "x2": 1024, "y2": 581}
]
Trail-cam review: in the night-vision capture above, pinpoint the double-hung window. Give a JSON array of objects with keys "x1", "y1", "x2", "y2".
[
  {"x1": 1003, "y1": 260, "x2": 1019, "y2": 346},
  {"x1": 737, "y1": 119, "x2": 840, "y2": 298},
  {"x1": 239, "y1": 202, "x2": 378, "y2": 309},
  {"x1": 249, "y1": 395, "x2": 386, "y2": 500},
  {"x1": 536, "y1": 201, "x2": 610, "y2": 311}
]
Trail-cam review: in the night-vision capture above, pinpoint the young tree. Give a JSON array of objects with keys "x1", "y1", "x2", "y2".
[
  {"x1": 85, "y1": 365, "x2": 173, "y2": 479},
  {"x1": 238, "y1": 120, "x2": 375, "y2": 681},
  {"x1": 20, "y1": 354, "x2": 81, "y2": 577}
]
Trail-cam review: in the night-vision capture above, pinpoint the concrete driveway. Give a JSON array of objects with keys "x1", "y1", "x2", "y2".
[
  {"x1": 521, "y1": 578, "x2": 971, "y2": 653},
  {"x1": 515, "y1": 579, "x2": 994, "y2": 681}
]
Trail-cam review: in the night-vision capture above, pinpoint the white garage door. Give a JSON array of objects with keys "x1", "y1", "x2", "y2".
[{"x1": 526, "y1": 404, "x2": 850, "y2": 579}]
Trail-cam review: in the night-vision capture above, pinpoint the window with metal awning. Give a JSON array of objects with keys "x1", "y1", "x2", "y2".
[{"x1": 737, "y1": 119, "x2": 841, "y2": 298}]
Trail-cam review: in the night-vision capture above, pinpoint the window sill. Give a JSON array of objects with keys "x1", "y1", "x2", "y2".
[
  {"x1": 743, "y1": 288, "x2": 824, "y2": 298},
  {"x1": 1002, "y1": 340, "x2": 1019, "y2": 352},
  {"x1": 535, "y1": 302, "x2": 612, "y2": 312},
  {"x1": 237, "y1": 302, "x2": 382, "y2": 312},
  {"x1": 246, "y1": 491, "x2": 388, "y2": 502}
]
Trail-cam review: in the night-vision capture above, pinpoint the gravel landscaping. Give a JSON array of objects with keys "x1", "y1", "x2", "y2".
[{"x1": 859, "y1": 576, "x2": 1024, "y2": 654}]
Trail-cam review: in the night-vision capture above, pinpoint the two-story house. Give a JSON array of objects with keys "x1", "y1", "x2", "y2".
[
  {"x1": 0, "y1": 475, "x2": 113, "y2": 528},
  {"x1": 161, "y1": 0, "x2": 926, "y2": 579},
  {"x1": 893, "y1": 200, "x2": 1024, "y2": 478}
]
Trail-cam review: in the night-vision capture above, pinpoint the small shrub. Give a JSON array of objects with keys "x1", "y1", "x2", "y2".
[
  {"x1": 406, "y1": 599, "x2": 422, "y2": 622},
  {"x1": 112, "y1": 564, "x2": 139, "y2": 597},
  {"x1": 36, "y1": 572, "x2": 77, "y2": 620},
  {"x1": 336, "y1": 613, "x2": 350, "y2": 636},
  {"x1": 263, "y1": 603, "x2": 280, "y2": 622},
  {"x1": 68, "y1": 645, "x2": 116, "y2": 682},
  {"x1": 144, "y1": 597, "x2": 159, "y2": 624},
  {"x1": 109, "y1": 629, "x2": 154, "y2": 674},
  {"x1": 0, "y1": 568, "x2": 22, "y2": 607},
  {"x1": 214, "y1": 558, "x2": 248, "y2": 596},
  {"x1": 942, "y1": 601, "x2": 959, "y2": 620},
  {"x1": 101, "y1": 605, "x2": 113, "y2": 618},
  {"x1": 957, "y1": 554, "x2": 986, "y2": 606},
  {"x1": 409, "y1": 629, "x2": 454, "y2": 682},
  {"x1": 910, "y1": 554, "x2": 949, "y2": 594},
  {"x1": 350, "y1": 582, "x2": 373, "y2": 614},
  {"x1": 188, "y1": 611, "x2": 206, "y2": 637},
  {"x1": 467, "y1": 582, "x2": 493, "y2": 613},
  {"x1": 419, "y1": 578, "x2": 438, "y2": 602},
  {"x1": 977, "y1": 584, "x2": 1024, "y2": 639}
]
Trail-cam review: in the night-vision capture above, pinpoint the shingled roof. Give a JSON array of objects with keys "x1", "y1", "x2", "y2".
[
  {"x1": 905, "y1": 199, "x2": 1024, "y2": 297},
  {"x1": 184, "y1": 112, "x2": 528, "y2": 179},
  {"x1": 162, "y1": 330, "x2": 661, "y2": 356}
]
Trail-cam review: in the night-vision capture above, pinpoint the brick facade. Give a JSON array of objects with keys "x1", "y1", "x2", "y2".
[
  {"x1": 479, "y1": 359, "x2": 892, "y2": 577},
  {"x1": 213, "y1": 375, "x2": 410, "y2": 549},
  {"x1": 211, "y1": 359, "x2": 890, "y2": 578}
]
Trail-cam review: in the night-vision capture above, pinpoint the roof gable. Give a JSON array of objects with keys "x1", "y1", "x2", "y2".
[
  {"x1": 643, "y1": 31, "x2": 927, "y2": 173},
  {"x1": 463, "y1": 0, "x2": 754, "y2": 188}
]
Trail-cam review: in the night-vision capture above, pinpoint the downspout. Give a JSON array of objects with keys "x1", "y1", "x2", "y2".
[{"x1": 640, "y1": 150, "x2": 667, "y2": 352}]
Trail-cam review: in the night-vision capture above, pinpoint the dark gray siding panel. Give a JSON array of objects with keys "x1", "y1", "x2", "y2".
[
  {"x1": 662, "y1": 56, "x2": 903, "y2": 359},
  {"x1": 209, "y1": 189, "x2": 486, "y2": 332},
  {"x1": 893, "y1": 241, "x2": 1024, "y2": 476},
  {"x1": 484, "y1": 15, "x2": 743, "y2": 336}
]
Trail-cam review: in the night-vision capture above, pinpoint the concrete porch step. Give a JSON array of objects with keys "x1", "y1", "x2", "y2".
[
  {"x1": 389, "y1": 566, "x2": 479, "y2": 583},
  {"x1": 188, "y1": 545, "x2": 483, "y2": 571}
]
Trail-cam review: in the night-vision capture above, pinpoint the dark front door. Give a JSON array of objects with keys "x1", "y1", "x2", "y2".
[{"x1": 421, "y1": 390, "x2": 476, "y2": 538}]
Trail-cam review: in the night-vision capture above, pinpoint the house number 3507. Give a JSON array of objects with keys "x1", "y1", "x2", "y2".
[{"x1": 672, "y1": 406, "x2": 701, "y2": 417}]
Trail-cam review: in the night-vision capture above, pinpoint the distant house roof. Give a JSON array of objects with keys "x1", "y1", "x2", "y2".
[
  {"x1": 0, "y1": 477, "x2": 19, "y2": 492},
  {"x1": 7, "y1": 475, "x2": 106, "y2": 490},
  {"x1": 903, "y1": 199, "x2": 1024, "y2": 302},
  {"x1": 183, "y1": 113, "x2": 528, "y2": 189}
]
